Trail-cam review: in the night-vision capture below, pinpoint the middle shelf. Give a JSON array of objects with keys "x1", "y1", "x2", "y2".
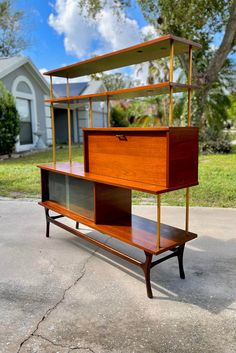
[
  {"x1": 38, "y1": 160, "x2": 198, "y2": 196},
  {"x1": 45, "y1": 82, "x2": 199, "y2": 104}
]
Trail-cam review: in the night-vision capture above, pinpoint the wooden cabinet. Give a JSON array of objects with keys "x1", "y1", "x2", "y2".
[
  {"x1": 38, "y1": 34, "x2": 202, "y2": 298},
  {"x1": 41, "y1": 169, "x2": 131, "y2": 223},
  {"x1": 84, "y1": 127, "x2": 198, "y2": 188},
  {"x1": 39, "y1": 163, "x2": 196, "y2": 255}
]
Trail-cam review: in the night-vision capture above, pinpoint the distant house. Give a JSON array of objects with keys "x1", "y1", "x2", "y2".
[
  {"x1": 0, "y1": 57, "x2": 51, "y2": 152},
  {"x1": 52, "y1": 81, "x2": 107, "y2": 144},
  {"x1": 0, "y1": 57, "x2": 108, "y2": 152}
]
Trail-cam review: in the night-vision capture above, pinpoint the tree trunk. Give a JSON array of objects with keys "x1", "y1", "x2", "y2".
[{"x1": 205, "y1": 0, "x2": 236, "y2": 86}]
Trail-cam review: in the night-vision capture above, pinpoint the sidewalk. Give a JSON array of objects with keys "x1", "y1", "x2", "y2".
[{"x1": 0, "y1": 200, "x2": 235, "y2": 353}]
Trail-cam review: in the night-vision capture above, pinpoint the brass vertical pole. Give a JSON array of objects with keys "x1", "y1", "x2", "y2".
[
  {"x1": 169, "y1": 39, "x2": 174, "y2": 126},
  {"x1": 107, "y1": 95, "x2": 110, "y2": 127},
  {"x1": 186, "y1": 45, "x2": 193, "y2": 233},
  {"x1": 157, "y1": 194, "x2": 161, "y2": 248},
  {"x1": 66, "y1": 78, "x2": 72, "y2": 165},
  {"x1": 187, "y1": 45, "x2": 193, "y2": 126},
  {"x1": 185, "y1": 187, "x2": 190, "y2": 232},
  {"x1": 89, "y1": 97, "x2": 93, "y2": 127},
  {"x1": 50, "y1": 76, "x2": 56, "y2": 164}
]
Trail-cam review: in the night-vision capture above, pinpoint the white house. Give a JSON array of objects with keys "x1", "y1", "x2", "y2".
[
  {"x1": 0, "y1": 56, "x2": 51, "y2": 152},
  {"x1": 0, "y1": 57, "x2": 108, "y2": 152},
  {"x1": 53, "y1": 81, "x2": 107, "y2": 144}
]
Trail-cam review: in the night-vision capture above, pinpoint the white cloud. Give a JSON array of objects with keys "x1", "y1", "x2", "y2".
[
  {"x1": 141, "y1": 25, "x2": 157, "y2": 40},
  {"x1": 48, "y1": 0, "x2": 141, "y2": 60},
  {"x1": 48, "y1": 0, "x2": 97, "y2": 58},
  {"x1": 96, "y1": 7, "x2": 140, "y2": 53},
  {"x1": 47, "y1": 1, "x2": 162, "y2": 85}
]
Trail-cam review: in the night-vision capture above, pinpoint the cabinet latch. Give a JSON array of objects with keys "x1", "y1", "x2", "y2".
[{"x1": 116, "y1": 134, "x2": 127, "y2": 141}]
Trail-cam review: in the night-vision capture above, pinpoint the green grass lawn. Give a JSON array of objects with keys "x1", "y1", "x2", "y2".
[
  {"x1": 0, "y1": 146, "x2": 83, "y2": 198},
  {"x1": 0, "y1": 145, "x2": 235, "y2": 207}
]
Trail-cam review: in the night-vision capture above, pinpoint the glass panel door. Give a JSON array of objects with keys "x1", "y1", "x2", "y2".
[
  {"x1": 47, "y1": 172, "x2": 95, "y2": 220},
  {"x1": 68, "y1": 177, "x2": 94, "y2": 220},
  {"x1": 16, "y1": 98, "x2": 33, "y2": 145}
]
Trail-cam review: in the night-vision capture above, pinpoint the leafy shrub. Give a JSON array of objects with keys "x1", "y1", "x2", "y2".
[
  {"x1": 111, "y1": 105, "x2": 129, "y2": 127},
  {"x1": 0, "y1": 82, "x2": 20, "y2": 155},
  {"x1": 200, "y1": 130, "x2": 232, "y2": 154}
]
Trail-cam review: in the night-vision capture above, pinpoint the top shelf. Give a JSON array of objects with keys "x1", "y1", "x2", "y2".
[{"x1": 44, "y1": 35, "x2": 202, "y2": 78}]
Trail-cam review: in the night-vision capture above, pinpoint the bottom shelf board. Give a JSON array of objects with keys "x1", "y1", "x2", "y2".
[{"x1": 40, "y1": 200, "x2": 197, "y2": 255}]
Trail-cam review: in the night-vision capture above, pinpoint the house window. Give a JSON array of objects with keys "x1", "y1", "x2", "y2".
[
  {"x1": 12, "y1": 75, "x2": 37, "y2": 151},
  {"x1": 16, "y1": 98, "x2": 33, "y2": 145}
]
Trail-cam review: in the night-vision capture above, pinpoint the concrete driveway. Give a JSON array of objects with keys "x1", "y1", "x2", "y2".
[{"x1": 0, "y1": 200, "x2": 235, "y2": 353}]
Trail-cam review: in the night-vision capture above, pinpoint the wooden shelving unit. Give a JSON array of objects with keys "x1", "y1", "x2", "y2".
[{"x1": 38, "y1": 34, "x2": 201, "y2": 298}]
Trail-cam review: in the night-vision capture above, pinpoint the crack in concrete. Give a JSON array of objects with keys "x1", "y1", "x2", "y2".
[
  {"x1": 33, "y1": 333, "x2": 69, "y2": 348},
  {"x1": 68, "y1": 348, "x2": 96, "y2": 353},
  {"x1": 68, "y1": 347, "x2": 96, "y2": 353},
  {"x1": 16, "y1": 246, "x2": 99, "y2": 353},
  {"x1": 27, "y1": 333, "x2": 96, "y2": 353}
]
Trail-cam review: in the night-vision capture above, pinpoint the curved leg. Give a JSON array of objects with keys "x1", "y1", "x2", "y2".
[
  {"x1": 177, "y1": 245, "x2": 185, "y2": 279},
  {"x1": 45, "y1": 208, "x2": 50, "y2": 238},
  {"x1": 142, "y1": 251, "x2": 153, "y2": 298},
  {"x1": 75, "y1": 221, "x2": 79, "y2": 229}
]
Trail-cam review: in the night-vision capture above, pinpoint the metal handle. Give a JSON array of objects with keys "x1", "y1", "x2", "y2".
[{"x1": 116, "y1": 134, "x2": 127, "y2": 141}]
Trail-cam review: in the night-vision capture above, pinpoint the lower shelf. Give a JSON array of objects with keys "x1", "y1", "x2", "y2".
[{"x1": 39, "y1": 200, "x2": 197, "y2": 255}]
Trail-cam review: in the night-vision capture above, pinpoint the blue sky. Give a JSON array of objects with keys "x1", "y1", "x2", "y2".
[
  {"x1": 14, "y1": 0, "x2": 151, "y2": 79},
  {"x1": 13, "y1": 1, "x2": 234, "y2": 84},
  {"x1": 15, "y1": 0, "x2": 65, "y2": 70}
]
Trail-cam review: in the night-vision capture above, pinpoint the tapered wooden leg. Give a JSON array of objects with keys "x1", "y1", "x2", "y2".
[
  {"x1": 142, "y1": 251, "x2": 153, "y2": 298},
  {"x1": 45, "y1": 208, "x2": 50, "y2": 238},
  {"x1": 75, "y1": 222, "x2": 79, "y2": 229},
  {"x1": 177, "y1": 245, "x2": 185, "y2": 279}
]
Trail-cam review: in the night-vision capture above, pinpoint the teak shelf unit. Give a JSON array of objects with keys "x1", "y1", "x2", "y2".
[{"x1": 38, "y1": 34, "x2": 201, "y2": 298}]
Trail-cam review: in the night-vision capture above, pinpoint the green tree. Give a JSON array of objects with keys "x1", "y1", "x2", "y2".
[
  {"x1": 0, "y1": 81, "x2": 20, "y2": 154},
  {"x1": 78, "y1": 0, "x2": 236, "y2": 134},
  {"x1": 0, "y1": 0, "x2": 27, "y2": 57},
  {"x1": 227, "y1": 93, "x2": 236, "y2": 126},
  {"x1": 111, "y1": 105, "x2": 129, "y2": 127},
  {"x1": 91, "y1": 72, "x2": 135, "y2": 91},
  {"x1": 127, "y1": 95, "x2": 186, "y2": 127}
]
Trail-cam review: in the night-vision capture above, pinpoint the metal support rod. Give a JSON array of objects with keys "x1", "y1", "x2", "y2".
[
  {"x1": 107, "y1": 95, "x2": 111, "y2": 127},
  {"x1": 77, "y1": 109, "x2": 80, "y2": 147},
  {"x1": 187, "y1": 45, "x2": 193, "y2": 126},
  {"x1": 186, "y1": 187, "x2": 189, "y2": 233},
  {"x1": 89, "y1": 97, "x2": 93, "y2": 127},
  {"x1": 187, "y1": 88, "x2": 192, "y2": 126},
  {"x1": 186, "y1": 45, "x2": 192, "y2": 233},
  {"x1": 169, "y1": 86, "x2": 173, "y2": 126},
  {"x1": 50, "y1": 76, "x2": 56, "y2": 164},
  {"x1": 66, "y1": 78, "x2": 72, "y2": 164},
  {"x1": 169, "y1": 39, "x2": 174, "y2": 82},
  {"x1": 157, "y1": 194, "x2": 161, "y2": 248},
  {"x1": 169, "y1": 39, "x2": 174, "y2": 126}
]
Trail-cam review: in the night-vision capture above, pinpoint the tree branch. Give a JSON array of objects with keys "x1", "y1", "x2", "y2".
[
  {"x1": 205, "y1": 0, "x2": 236, "y2": 86},
  {"x1": 177, "y1": 53, "x2": 198, "y2": 82}
]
